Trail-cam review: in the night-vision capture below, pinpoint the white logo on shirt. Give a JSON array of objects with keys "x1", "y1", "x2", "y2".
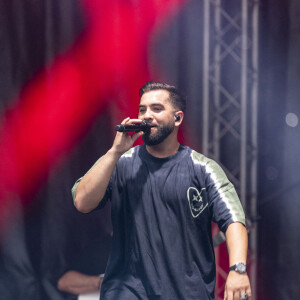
[{"x1": 187, "y1": 187, "x2": 207, "y2": 218}]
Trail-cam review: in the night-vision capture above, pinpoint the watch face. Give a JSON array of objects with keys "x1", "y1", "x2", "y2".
[{"x1": 237, "y1": 263, "x2": 247, "y2": 273}]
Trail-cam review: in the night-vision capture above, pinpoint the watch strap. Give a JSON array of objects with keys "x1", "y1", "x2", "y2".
[{"x1": 229, "y1": 265, "x2": 237, "y2": 272}]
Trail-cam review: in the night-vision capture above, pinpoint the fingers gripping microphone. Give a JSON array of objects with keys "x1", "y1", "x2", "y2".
[{"x1": 115, "y1": 121, "x2": 150, "y2": 133}]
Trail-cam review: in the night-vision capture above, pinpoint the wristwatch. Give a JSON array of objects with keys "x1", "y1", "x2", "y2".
[{"x1": 229, "y1": 262, "x2": 247, "y2": 274}]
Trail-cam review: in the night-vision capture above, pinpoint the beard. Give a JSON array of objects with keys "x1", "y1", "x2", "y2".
[{"x1": 142, "y1": 120, "x2": 175, "y2": 146}]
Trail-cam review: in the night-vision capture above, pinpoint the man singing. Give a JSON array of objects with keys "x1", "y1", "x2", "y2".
[{"x1": 72, "y1": 81, "x2": 251, "y2": 300}]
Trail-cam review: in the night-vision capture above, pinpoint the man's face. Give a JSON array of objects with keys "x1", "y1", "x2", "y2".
[{"x1": 138, "y1": 90, "x2": 176, "y2": 146}]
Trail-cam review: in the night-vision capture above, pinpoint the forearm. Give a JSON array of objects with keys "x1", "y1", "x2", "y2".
[
  {"x1": 74, "y1": 118, "x2": 144, "y2": 213},
  {"x1": 57, "y1": 271, "x2": 102, "y2": 295},
  {"x1": 74, "y1": 148, "x2": 122, "y2": 213},
  {"x1": 226, "y1": 222, "x2": 248, "y2": 266},
  {"x1": 224, "y1": 222, "x2": 251, "y2": 299}
]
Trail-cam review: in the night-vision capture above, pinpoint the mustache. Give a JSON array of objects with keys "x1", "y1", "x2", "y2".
[{"x1": 144, "y1": 121, "x2": 159, "y2": 128}]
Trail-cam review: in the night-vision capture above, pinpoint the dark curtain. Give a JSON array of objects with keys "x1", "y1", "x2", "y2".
[
  {"x1": 0, "y1": 1, "x2": 111, "y2": 299},
  {"x1": 257, "y1": 0, "x2": 300, "y2": 299}
]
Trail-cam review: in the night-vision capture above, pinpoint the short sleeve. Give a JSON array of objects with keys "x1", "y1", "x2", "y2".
[{"x1": 205, "y1": 159, "x2": 245, "y2": 232}]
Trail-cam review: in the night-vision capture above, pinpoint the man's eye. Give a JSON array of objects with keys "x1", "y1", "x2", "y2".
[
  {"x1": 153, "y1": 107, "x2": 162, "y2": 112},
  {"x1": 139, "y1": 109, "x2": 145, "y2": 113}
]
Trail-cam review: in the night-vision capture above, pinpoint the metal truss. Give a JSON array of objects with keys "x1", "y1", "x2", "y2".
[{"x1": 202, "y1": 0, "x2": 259, "y2": 299}]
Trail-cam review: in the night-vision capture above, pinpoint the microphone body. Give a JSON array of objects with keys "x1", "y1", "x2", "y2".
[{"x1": 115, "y1": 121, "x2": 150, "y2": 133}]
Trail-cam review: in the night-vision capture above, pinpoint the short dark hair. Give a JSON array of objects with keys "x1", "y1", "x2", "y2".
[{"x1": 139, "y1": 81, "x2": 186, "y2": 113}]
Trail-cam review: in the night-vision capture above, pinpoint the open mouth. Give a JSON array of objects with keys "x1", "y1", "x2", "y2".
[
  {"x1": 147, "y1": 122, "x2": 157, "y2": 128},
  {"x1": 149, "y1": 125, "x2": 158, "y2": 131},
  {"x1": 144, "y1": 122, "x2": 157, "y2": 129},
  {"x1": 143, "y1": 123, "x2": 157, "y2": 134}
]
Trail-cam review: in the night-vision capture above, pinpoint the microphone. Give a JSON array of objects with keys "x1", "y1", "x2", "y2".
[{"x1": 115, "y1": 121, "x2": 151, "y2": 133}]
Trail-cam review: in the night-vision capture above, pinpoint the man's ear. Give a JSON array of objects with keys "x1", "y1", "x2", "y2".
[{"x1": 174, "y1": 111, "x2": 184, "y2": 125}]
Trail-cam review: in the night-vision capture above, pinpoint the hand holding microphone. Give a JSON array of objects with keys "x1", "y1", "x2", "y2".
[{"x1": 111, "y1": 118, "x2": 149, "y2": 155}]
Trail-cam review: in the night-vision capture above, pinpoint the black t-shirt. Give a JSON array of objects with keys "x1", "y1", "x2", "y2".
[{"x1": 73, "y1": 144, "x2": 245, "y2": 300}]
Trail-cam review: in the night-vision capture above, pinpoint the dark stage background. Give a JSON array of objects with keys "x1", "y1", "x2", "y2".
[{"x1": 0, "y1": 0, "x2": 299, "y2": 299}]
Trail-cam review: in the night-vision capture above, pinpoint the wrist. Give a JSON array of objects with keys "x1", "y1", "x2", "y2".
[
  {"x1": 107, "y1": 148, "x2": 123, "y2": 159},
  {"x1": 229, "y1": 262, "x2": 247, "y2": 274}
]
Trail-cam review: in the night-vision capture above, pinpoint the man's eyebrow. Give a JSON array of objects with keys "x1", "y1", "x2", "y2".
[
  {"x1": 138, "y1": 103, "x2": 164, "y2": 109},
  {"x1": 151, "y1": 103, "x2": 163, "y2": 106}
]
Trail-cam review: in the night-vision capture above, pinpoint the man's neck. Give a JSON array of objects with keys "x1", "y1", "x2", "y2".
[{"x1": 145, "y1": 139, "x2": 180, "y2": 158}]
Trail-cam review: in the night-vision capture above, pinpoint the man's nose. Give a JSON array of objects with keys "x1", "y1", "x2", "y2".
[{"x1": 143, "y1": 109, "x2": 153, "y2": 120}]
